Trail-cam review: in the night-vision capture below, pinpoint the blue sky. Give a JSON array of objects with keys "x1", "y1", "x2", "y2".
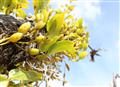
[
  {"x1": 26, "y1": 0, "x2": 119, "y2": 87},
  {"x1": 67, "y1": 1, "x2": 119, "y2": 87}
]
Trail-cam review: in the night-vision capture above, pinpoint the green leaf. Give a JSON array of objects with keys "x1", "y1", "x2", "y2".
[
  {"x1": 36, "y1": 55, "x2": 48, "y2": 60},
  {"x1": 82, "y1": 43, "x2": 88, "y2": 50},
  {"x1": 0, "y1": 74, "x2": 8, "y2": 81},
  {"x1": 33, "y1": 0, "x2": 50, "y2": 15},
  {"x1": 47, "y1": 40, "x2": 75, "y2": 55},
  {"x1": 40, "y1": 36, "x2": 59, "y2": 52},
  {"x1": 0, "y1": 0, "x2": 11, "y2": 13},
  {"x1": 47, "y1": 13, "x2": 65, "y2": 37},
  {"x1": 0, "y1": 74, "x2": 9, "y2": 87},
  {"x1": 76, "y1": 18, "x2": 83, "y2": 27},
  {"x1": 9, "y1": 69, "x2": 42, "y2": 81},
  {"x1": 16, "y1": 9, "x2": 27, "y2": 18},
  {"x1": 2, "y1": 0, "x2": 11, "y2": 7},
  {"x1": 41, "y1": 9, "x2": 49, "y2": 22},
  {"x1": 66, "y1": 15, "x2": 74, "y2": 20},
  {"x1": 0, "y1": 0, "x2": 4, "y2": 11},
  {"x1": 11, "y1": 0, "x2": 18, "y2": 6},
  {"x1": 38, "y1": 0, "x2": 50, "y2": 9}
]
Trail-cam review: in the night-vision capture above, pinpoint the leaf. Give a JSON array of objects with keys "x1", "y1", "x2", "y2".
[
  {"x1": 76, "y1": 18, "x2": 83, "y2": 27},
  {"x1": 41, "y1": 9, "x2": 49, "y2": 22},
  {"x1": 47, "y1": 40, "x2": 75, "y2": 55},
  {"x1": 66, "y1": 15, "x2": 74, "y2": 20},
  {"x1": 36, "y1": 55, "x2": 48, "y2": 60},
  {"x1": 2, "y1": 0, "x2": 11, "y2": 7},
  {"x1": 0, "y1": 0, "x2": 28, "y2": 15},
  {"x1": 66, "y1": 5, "x2": 75, "y2": 11},
  {"x1": 16, "y1": 9, "x2": 27, "y2": 18},
  {"x1": 33, "y1": 0, "x2": 50, "y2": 15},
  {"x1": 11, "y1": 0, "x2": 18, "y2": 6},
  {"x1": 82, "y1": 43, "x2": 88, "y2": 50},
  {"x1": 1, "y1": 0, "x2": 12, "y2": 14},
  {"x1": 47, "y1": 13, "x2": 65, "y2": 37},
  {"x1": 40, "y1": 36, "x2": 59, "y2": 52},
  {"x1": 9, "y1": 69, "x2": 42, "y2": 81},
  {"x1": 0, "y1": 0, "x2": 5, "y2": 11},
  {"x1": 19, "y1": 0, "x2": 29, "y2": 9},
  {"x1": 0, "y1": 74, "x2": 8, "y2": 81},
  {"x1": 0, "y1": 74, "x2": 9, "y2": 87}
]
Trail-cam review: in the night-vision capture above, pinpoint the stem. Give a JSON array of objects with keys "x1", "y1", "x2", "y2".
[
  {"x1": 0, "y1": 41, "x2": 9, "y2": 45},
  {"x1": 15, "y1": 43, "x2": 26, "y2": 51},
  {"x1": 17, "y1": 41, "x2": 30, "y2": 45},
  {"x1": 0, "y1": 38, "x2": 9, "y2": 43}
]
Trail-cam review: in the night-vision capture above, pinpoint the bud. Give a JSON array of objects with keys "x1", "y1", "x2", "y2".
[
  {"x1": 9, "y1": 32, "x2": 23, "y2": 43},
  {"x1": 79, "y1": 51, "x2": 87, "y2": 59},
  {"x1": 76, "y1": 28, "x2": 84, "y2": 35},
  {"x1": 36, "y1": 55, "x2": 47, "y2": 60},
  {"x1": 18, "y1": 22, "x2": 31, "y2": 34},
  {"x1": 82, "y1": 43, "x2": 88, "y2": 50},
  {"x1": 35, "y1": 35, "x2": 45, "y2": 43},
  {"x1": 36, "y1": 13, "x2": 44, "y2": 21},
  {"x1": 54, "y1": 57, "x2": 61, "y2": 62},
  {"x1": 35, "y1": 21, "x2": 45, "y2": 30},
  {"x1": 29, "y1": 48, "x2": 39, "y2": 56}
]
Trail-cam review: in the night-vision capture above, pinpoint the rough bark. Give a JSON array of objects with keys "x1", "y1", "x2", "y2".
[{"x1": 0, "y1": 15, "x2": 28, "y2": 71}]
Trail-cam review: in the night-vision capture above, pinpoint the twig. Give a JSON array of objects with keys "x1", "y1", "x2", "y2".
[{"x1": 26, "y1": 61, "x2": 44, "y2": 73}]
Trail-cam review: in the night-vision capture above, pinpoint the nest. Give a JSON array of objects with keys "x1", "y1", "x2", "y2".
[{"x1": 0, "y1": 15, "x2": 29, "y2": 71}]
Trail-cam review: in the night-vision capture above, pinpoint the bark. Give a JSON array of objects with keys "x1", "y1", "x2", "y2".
[{"x1": 0, "y1": 15, "x2": 28, "y2": 71}]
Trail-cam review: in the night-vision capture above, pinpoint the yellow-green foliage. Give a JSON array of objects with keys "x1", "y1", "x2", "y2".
[{"x1": 0, "y1": 0, "x2": 90, "y2": 87}]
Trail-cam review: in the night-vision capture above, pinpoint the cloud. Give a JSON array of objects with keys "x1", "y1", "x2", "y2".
[
  {"x1": 50, "y1": 0, "x2": 101, "y2": 21},
  {"x1": 50, "y1": 0, "x2": 69, "y2": 8},
  {"x1": 71, "y1": 0, "x2": 101, "y2": 21}
]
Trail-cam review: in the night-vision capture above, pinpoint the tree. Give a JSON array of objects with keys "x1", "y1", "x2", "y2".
[{"x1": 0, "y1": 0, "x2": 98, "y2": 87}]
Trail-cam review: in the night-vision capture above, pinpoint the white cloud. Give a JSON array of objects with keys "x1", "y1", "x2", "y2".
[
  {"x1": 71, "y1": 0, "x2": 101, "y2": 21},
  {"x1": 50, "y1": 0, "x2": 69, "y2": 8},
  {"x1": 50, "y1": 0, "x2": 101, "y2": 21}
]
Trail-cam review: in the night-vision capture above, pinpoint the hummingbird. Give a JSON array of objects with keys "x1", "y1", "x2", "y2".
[{"x1": 88, "y1": 45, "x2": 101, "y2": 62}]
